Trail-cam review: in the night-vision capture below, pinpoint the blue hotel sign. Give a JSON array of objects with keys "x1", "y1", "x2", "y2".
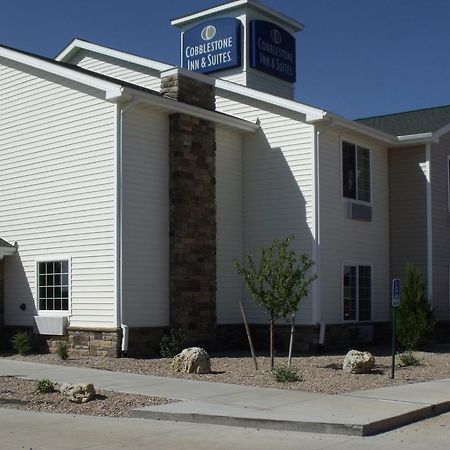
[
  {"x1": 250, "y1": 20, "x2": 296, "y2": 83},
  {"x1": 182, "y1": 18, "x2": 241, "y2": 74}
]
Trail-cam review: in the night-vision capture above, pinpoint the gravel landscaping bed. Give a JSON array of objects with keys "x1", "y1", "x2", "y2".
[
  {"x1": 0, "y1": 376, "x2": 173, "y2": 417},
  {"x1": 4, "y1": 347, "x2": 450, "y2": 395}
]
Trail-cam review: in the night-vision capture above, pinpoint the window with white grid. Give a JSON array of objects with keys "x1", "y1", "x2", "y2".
[{"x1": 37, "y1": 261, "x2": 69, "y2": 311}]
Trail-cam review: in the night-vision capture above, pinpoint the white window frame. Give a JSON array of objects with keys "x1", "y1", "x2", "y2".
[
  {"x1": 341, "y1": 262, "x2": 373, "y2": 322},
  {"x1": 341, "y1": 138, "x2": 372, "y2": 205},
  {"x1": 35, "y1": 256, "x2": 71, "y2": 316}
]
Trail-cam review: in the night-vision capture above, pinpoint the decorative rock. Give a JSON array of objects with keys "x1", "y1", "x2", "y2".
[
  {"x1": 59, "y1": 383, "x2": 96, "y2": 403},
  {"x1": 343, "y1": 350, "x2": 375, "y2": 374},
  {"x1": 172, "y1": 347, "x2": 211, "y2": 374}
]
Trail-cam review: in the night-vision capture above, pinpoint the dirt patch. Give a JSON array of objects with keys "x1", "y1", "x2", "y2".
[
  {"x1": 0, "y1": 376, "x2": 173, "y2": 417},
  {"x1": 4, "y1": 348, "x2": 450, "y2": 394}
]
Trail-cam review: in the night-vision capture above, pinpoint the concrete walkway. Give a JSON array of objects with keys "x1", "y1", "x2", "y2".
[{"x1": 1, "y1": 358, "x2": 450, "y2": 436}]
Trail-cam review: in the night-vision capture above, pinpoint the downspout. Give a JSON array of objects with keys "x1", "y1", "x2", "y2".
[
  {"x1": 313, "y1": 127, "x2": 325, "y2": 347},
  {"x1": 116, "y1": 99, "x2": 138, "y2": 355}
]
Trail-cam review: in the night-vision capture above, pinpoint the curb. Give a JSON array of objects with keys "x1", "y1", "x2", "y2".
[{"x1": 130, "y1": 400, "x2": 450, "y2": 436}]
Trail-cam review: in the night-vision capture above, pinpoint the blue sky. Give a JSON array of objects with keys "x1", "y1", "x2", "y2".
[{"x1": 1, "y1": 0, "x2": 449, "y2": 119}]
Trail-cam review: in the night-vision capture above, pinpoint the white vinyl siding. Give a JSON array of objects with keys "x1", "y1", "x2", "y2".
[
  {"x1": 389, "y1": 146, "x2": 427, "y2": 291},
  {"x1": 319, "y1": 128, "x2": 389, "y2": 324},
  {"x1": 216, "y1": 128, "x2": 243, "y2": 324},
  {"x1": 0, "y1": 62, "x2": 117, "y2": 328},
  {"x1": 73, "y1": 50, "x2": 162, "y2": 91},
  {"x1": 431, "y1": 132, "x2": 450, "y2": 320},
  {"x1": 121, "y1": 106, "x2": 169, "y2": 327},
  {"x1": 216, "y1": 94, "x2": 315, "y2": 324}
]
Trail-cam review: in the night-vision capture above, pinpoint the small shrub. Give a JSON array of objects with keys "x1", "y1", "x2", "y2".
[
  {"x1": 11, "y1": 331, "x2": 32, "y2": 355},
  {"x1": 36, "y1": 379, "x2": 55, "y2": 394},
  {"x1": 400, "y1": 351, "x2": 421, "y2": 367},
  {"x1": 397, "y1": 264, "x2": 434, "y2": 351},
  {"x1": 272, "y1": 365, "x2": 301, "y2": 382},
  {"x1": 56, "y1": 340, "x2": 69, "y2": 360},
  {"x1": 160, "y1": 328, "x2": 186, "y2": 358}
]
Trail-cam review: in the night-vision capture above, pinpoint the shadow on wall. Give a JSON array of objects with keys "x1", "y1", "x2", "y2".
[
  {"x1": 4, "y1": 248, "x2": 37, "y2": 327},
  {"x1": 241, "y1": 128, "x2": 314, "y2": 324}
]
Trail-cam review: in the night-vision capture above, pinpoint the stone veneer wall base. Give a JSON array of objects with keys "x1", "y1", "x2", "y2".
[{"x1": 68, "y1": 328, "x2": 122, "y2": 357}]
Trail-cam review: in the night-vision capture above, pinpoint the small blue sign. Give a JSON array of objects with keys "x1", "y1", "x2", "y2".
[
  {"x1": 392, "y1": 279, "x2": 401, "y2": 307},
  {"x1": 182, "y1": 18, "x2": 241, "y2": 74},
  {"x1": 249, "y1": 20, "x2": 296, "y2": 83}
]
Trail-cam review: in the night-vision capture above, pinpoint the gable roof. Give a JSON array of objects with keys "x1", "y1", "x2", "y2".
[
  {"x1": 0, "y1": 43, "x2": 162, "y2": 99},
  {"x1": 357, "y1": 105, "x2": 450, "y2": 136},
  {"x1": 0, "y1": 44, "x2": 258, "y2": 133},
  {"x1": 56, "y1": 38, "x2": 174, "y2": 72}
]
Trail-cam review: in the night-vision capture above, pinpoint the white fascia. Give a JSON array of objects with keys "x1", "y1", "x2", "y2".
[
  {"x1": 171, "y1": 0, "x2": 303, "y2": 32},
  {"x1": 0, "y1": 46, "x2": 126, "y2": 102},
  {"x1": 324, "y1": 114, "x2": 397, "y2": 145},
  {"x1": 215, "y1": 79, "x2": 326, "y2": 122},
  {"x1": 396, "y1": 132, "x2": 436, "y2": 144},
  {"x1": 124, "y1": 87, "x2": 259, "y2": 133},
  {"x1": 56, "y1": 38, "x2": 174, "y2": 72},
  {"x1": 430, "y1": 122, "x2": 450, "y2": 142}
]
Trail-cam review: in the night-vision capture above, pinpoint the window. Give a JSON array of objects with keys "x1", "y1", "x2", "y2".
[
  {"x1": 342, "y1": 141, "x2": 371, "y2": 203},
  {"x1": 343, "y1": 264, "x2": 371, "y2": 321},
  {"x1": 38, "y1": 260, "x2": 69, "y2": 311}
]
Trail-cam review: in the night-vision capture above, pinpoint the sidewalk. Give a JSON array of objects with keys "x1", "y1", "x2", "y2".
[{"x1": 1, "y1": 358, "x2": 450, "y2": 436}]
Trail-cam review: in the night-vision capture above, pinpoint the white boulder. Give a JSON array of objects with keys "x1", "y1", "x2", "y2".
[
  {"x1": 172, "y1": 347, "x2": 211, "y2": 374},
  {"x1": 343, "y1": 350, "x2": 375, "y2": 374},
  {"x1": 59, "y1": 383, "x2": 96, "y2": 403}
]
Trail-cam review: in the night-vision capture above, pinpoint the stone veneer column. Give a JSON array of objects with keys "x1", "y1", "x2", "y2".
[{"x1": 161, "y1": 71, "x2": 217, "y2": 344}]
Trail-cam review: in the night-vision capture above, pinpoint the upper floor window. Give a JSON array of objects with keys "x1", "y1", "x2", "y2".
[
  {"x1": 342, "y1": 141, "x2": 371, "y2": 203},
  {"x1": 38, "y1": 260, "x2": 69, "y2": 311}
]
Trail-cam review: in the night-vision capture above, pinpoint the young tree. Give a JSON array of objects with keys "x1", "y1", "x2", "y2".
[
  {"x1": 234, "y1": 236, "x2": 317, "y2": 369},
  {"x1": 397, "y1": 264, "x2": 435, "y2": 352}
]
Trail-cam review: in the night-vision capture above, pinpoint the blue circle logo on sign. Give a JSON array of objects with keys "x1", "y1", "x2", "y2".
[
  {"x1": 201, "y1": 25, "x2": 216, "y2": 41},
  {"x1": 270, "y1": 29, "x2": 282, "y2": 45}
]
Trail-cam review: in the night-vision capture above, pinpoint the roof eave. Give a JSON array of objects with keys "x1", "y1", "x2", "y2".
[
  {"x1": 0, "y1": 45, "x2": 125, "y2": 102},
  {"x1": 215, "y1": 79, "x2": 325, "y2": 121},
  {"x1": 319, "y1": 113, "x2": 397, "y2": 145},
  {"x1": 56, "y1": 38, "x2": 174, "y2": 72},
  {"x1": 171, "y1": 0, "x2": 303, "y2": 32},
  {"x1": 123, "y1": 87, "x2": 259, "y2": 133},
  {"x1": 395, "y1": 132, "x2": 436, "y2": 145}
]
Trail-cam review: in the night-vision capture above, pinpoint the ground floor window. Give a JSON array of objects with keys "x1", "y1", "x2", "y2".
[
  {"x1": 343, "y1": 264, "x2": 371, "y2": 321},
  {"x1": 37, "y1": 260, "x2": 69, "y2": 311}
]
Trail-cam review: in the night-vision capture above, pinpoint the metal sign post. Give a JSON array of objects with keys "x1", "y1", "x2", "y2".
[{"x1": 391, "y1": 278, "x2": 401, "y2": 379}]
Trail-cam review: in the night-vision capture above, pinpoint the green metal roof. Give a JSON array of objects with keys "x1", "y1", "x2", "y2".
[{"x1": 357, "y1": 105, "x2": 450, "y2": 136}]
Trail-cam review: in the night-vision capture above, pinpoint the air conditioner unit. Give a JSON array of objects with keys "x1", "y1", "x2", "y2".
[
  {"x1": 345, "y1": 201, "x2": 372, "y2": 222},
  {"x1": 33, "y1": 316, "x2": 68, "y2": 336}
]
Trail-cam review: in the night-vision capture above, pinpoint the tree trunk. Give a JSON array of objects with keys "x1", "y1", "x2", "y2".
[
  {"x1": 270, "y1": 319, "x2": 274, "y2": 369},
  {"x1": 288, "y1": 313, "x2": 295, "y2": 368}
]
